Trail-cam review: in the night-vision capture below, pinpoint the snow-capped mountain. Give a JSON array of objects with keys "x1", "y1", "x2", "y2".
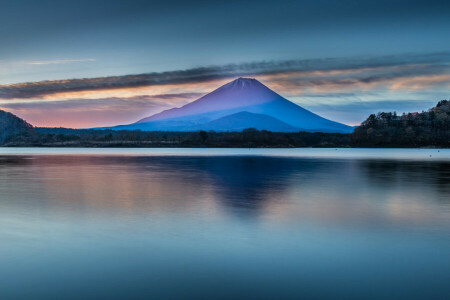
[{"x1": 108, "y1": 78, "x2": 353, "y2": 133}]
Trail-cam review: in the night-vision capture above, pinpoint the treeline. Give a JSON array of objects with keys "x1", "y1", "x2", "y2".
[
  {"x1": 4, "y1": 128, "x2": 350, "y2": 148},
  {"x1": 0, "y1": 110, "x2": 35, "y2": 144},
  {"x1": 352, "y1": 100, "x2": 449, "y2": 147},
  {"x1": 1, "y1": 100, "x2": 448, "y2": 148}
]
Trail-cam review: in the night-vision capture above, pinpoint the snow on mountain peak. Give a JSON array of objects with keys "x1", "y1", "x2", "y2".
[{"x1": 224, "y1": 77, "x2": 264, "y2": 90}]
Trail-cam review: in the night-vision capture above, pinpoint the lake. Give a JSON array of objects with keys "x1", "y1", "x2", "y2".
[{"x1": 1, "y1": 148, "x2": 449, "y2": 299}]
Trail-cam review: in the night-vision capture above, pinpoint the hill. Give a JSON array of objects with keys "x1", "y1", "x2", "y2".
[
  {"x1": 0, "y1": 110, "x2": 35, "y2": 144},
  {"x1": 352, "y1": 100, "x2": 449, "y2": 147}
]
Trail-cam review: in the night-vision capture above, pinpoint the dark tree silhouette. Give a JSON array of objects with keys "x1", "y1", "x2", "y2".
[{"x1": 352, "y1": 100, "x2": 449, "y2": 147}]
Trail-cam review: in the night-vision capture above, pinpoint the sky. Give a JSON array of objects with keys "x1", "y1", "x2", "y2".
[{"x1": 0, "y1": 0, "x2": 449, "y2": 128}]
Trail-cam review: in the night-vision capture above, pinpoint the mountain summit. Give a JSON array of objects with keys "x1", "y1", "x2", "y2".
[
  {"x1": 137, "y1": 78, "x2": 281, "y2": 123},
  {"x1": 110, "y1": 78, "x2": 353, "y2": 133}
]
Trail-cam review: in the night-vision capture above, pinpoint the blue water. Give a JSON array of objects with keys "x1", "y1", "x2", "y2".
[{"x1": 0, "y1": 148, "x2": 449, "y2": 299}]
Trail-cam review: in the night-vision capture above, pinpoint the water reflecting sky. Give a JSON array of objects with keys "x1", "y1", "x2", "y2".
[{"x1": 1, "y1": 149, "x2": 449, "y2": 299}]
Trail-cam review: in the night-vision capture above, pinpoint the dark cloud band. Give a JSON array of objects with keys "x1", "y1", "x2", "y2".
[{"x1": 1, "y1": 52, "x2": 449, "y2": 99}]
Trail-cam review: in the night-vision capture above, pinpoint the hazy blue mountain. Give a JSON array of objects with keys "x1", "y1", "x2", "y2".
[
  {"x1": 107, "y1": 78, "x2": 353, "y2": 133},
  {"x1": 191, "y1": 111, "x2": 299, "y2": 132}
]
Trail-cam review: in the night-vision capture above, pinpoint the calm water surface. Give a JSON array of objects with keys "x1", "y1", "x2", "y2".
[{"x1": 0, "y1": 148, "x2": 449, "y2": 299}]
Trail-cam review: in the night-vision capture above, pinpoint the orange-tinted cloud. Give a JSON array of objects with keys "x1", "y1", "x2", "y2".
[{"x1": 0, "y1": 94, "x2": 201, "y2": 128}]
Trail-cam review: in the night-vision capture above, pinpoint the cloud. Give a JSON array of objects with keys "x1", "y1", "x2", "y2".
[
  {"x1": 1, "y1": 52, "x2": 449, "y2": 100},
  {"x1": 26, "y1": 58, "x2": 96, "y2": 65},
  {"x1": 304, "y1": 99, "x2": 441, "y2": 125},
  {"x1": 309, "y1": 99, "x2": 439, "y2": 113},
  {"x1": 0, "y1": 93, "x2": 200, "y2": 111},
  {"x1": 259, "y1": 64, "x2": 450, "y2": 96},
  {"x1": 0, "y1": 93, "x2": 202, "y2": 128}
]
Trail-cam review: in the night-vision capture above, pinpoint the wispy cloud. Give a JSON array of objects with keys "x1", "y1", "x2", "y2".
[
  {"x1": 306, "y1": 99, "x2": 441, "y2": 125},
  {"x1": 0, "y1": 93, "x2": 201, "y2": 128},
  {"x1": 25, "y1": 58, "x2": 96, "y2": 65},
  {"x1": 0, "y1": 93, "x2": 202, "y2": 110}
]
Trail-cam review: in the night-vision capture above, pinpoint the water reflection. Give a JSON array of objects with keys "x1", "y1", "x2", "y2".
[
  {"x1": 1, "y1": 152, "x2": 450, "y2": 299},
  {"x1": 0, "y1": 155, "x2": 449, "y2": 227},
  {"x1": 361, "y1": 160, "x2": 450, "y2": 201}
]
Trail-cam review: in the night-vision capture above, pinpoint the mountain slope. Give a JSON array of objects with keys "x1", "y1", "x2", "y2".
[
  {"x1": 191, "y1": 111, "x2": 299, "y2": 132},
  {"x1": 109, "y1": 78, "x2": 353, "y2": 133},
  {"x1": 137, "y1": 78, "x2": 278, "y2": 123}
]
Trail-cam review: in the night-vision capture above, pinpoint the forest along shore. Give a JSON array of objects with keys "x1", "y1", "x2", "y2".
[{"x1": 0, "y1": 100, "x2": 448, "y2": 148}]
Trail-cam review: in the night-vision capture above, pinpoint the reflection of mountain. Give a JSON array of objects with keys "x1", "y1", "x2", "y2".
[
  {"x1": 107, "y1": 78, "x2": 353, "y2": 133},
  {"x1": 2, "y1": 155, "x2": 449, "y2": 223},
  {"x1": 141, "y1": 156, "x2": 325, "y2": 210},
  {"x1": 0, "y1": 155, "x2": 326, "y2": 213}
]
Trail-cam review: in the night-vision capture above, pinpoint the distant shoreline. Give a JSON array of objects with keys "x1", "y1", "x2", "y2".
[
  {"x1": 1, "y1": 148, "x2": 449, "y2": 163},
  {"x1": 1, "y1": 100, "x2": 448, "y2": 149},
  {"x1": 1, "y1": 143, "x2": 448, "y2": 149}
]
